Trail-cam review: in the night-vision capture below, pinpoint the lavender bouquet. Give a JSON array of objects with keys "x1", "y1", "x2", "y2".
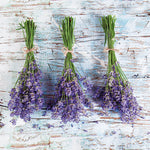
[
  {"x1": 52, "y1": 17, "x2": 93, "y2": 123},
  {"x1": 8, "y1": 19, "x2": 43, "y2": 125},
  {"x1": 95, "y1": 15, "x2": 142, "y2": 123}
]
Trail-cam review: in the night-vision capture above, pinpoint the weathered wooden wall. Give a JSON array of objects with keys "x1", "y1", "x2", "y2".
[{"x1": 0, "y1": 0, "x2": 150, "y2": 149}]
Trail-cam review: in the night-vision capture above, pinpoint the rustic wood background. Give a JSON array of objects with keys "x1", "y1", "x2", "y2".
[{"x1": 0, "y1": 0, "x2": 150, "y2": 149}]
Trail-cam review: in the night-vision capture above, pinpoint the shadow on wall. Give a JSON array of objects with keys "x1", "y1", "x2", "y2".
[{"x1": 87, "y1": 15, "x2": 107, "y2": 100}]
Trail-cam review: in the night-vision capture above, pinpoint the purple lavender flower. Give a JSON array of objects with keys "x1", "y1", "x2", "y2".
[
  {"x1": 95, "y1": 62, "x2": 142, "y2": 123},
  {"x1": 8, "y1": 60, "x2": 43, "y2": 124},
  {"x1": 0, "y1": 122, "x2": 4, "y2": 128},
  {"x1": 32, "y1": 124, "x2": 39, "y2": 128},
  {"x1": 10, "y1": 119, "x2": 16, "y2": 125},
  {"x1": 46, "y1": 124, "x2": 54, "y2": 128},
  {"x1": 52, "y1": 69, "x2": 93, "y2": 123}
]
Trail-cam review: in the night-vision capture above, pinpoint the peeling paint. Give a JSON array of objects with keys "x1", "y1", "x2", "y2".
[{"x1": 0, "y1": 0, "x2": 150, "y2": 149}]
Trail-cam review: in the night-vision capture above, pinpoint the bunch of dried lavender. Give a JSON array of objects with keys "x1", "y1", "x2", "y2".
[
  {"x1": 95, "y1": 15, "x2": 142, "y2": 123},
  {"x1": 51, "y1": 17, "x2": 93, "y2": 123},
  {"x1": 8, "y1": 19, "x2": 43, "y2": 124}
]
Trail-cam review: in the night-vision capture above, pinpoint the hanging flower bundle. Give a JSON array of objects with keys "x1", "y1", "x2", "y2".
[
  {"x1": 8, "y1": 19, "x2": 43, "y2": 125},
  {"x1": 95, "y1": 15, "x2": 142, "y2": 123},
  {"x1": 52, "y1": 16, "x2": 93, "y2": 123}
]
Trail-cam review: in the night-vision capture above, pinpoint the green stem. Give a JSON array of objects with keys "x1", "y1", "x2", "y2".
[
  {"x1": 101, "y1": 15, "x2": 128, "y2": 88},
  {"x1": 14, "y1": 19, "x2": 36, "y2": 88},
  {"x1": 60, "y1": 16, "x2": 76, "y2": 78}
]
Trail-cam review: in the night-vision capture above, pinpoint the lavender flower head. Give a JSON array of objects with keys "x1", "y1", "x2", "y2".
[
  {"x1": 95, "y1": 63, "x2": 142, "y2": 123},
  {"x1": 52, "y1": 69, "x2": 93, "y2": 123},
  {"x1": 8, "y1": 60, "x2": 43, "y2": 124}
]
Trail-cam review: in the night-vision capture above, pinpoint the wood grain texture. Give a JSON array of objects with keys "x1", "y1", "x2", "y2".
[{"x1": 0, "y1": 0, "x2": 150, "y2": 149}]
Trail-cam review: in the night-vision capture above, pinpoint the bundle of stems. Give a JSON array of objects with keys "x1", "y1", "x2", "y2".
[
  {"x1": 52, "y1": 16, "x2": 93, "y2": 123},
  {"x1": 8, "y1": 19, "x2": 43, "y2": 124},
  {"x1": 95, "y1": 15, "x2": 142, "y2": 123}
]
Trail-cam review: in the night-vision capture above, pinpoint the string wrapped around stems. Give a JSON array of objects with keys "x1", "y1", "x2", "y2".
[
  {"x1": 51, "y1": 16, "x2": 93, "y2": 123},
  {"x1": 94, "y1": 15, "x2": 142, "y2": 123},
  {"x1": 8, "y1": 19, "x2": 43, "y2": 125}
]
